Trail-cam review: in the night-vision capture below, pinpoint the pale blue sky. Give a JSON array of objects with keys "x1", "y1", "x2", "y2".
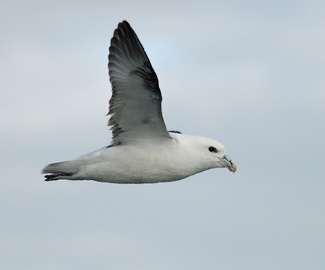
[{"x1": 1, "y1": 0, "x2": 324, "y2": 269}]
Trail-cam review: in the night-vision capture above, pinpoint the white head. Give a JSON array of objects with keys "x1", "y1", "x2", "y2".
[
  {"x1": 196, "y1": 137, "x2": 236, "y2": 172},
  {"x1": 171, "y1": 133, "x2": 237, "y2": 173}
]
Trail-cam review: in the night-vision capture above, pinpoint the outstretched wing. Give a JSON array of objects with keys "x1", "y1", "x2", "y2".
[{"x1": 108, "y1": 21, "x2": 170, "y2": 145}]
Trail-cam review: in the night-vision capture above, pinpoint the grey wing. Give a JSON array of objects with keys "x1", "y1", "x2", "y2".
[{"x1": 108, "y1": 21, "x2": 171, "y2": 145}]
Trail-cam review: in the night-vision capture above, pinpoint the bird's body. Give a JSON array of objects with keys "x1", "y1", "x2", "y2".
[
  {"x1": 43, "y1": 133, "x2": 233, "y2": 183},
  {"x1": 42, "y1": 21, "x2": 236, "y2": 184}
]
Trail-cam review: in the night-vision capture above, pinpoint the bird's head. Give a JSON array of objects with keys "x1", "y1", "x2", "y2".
[
  {"x1": 193, "y1": 136, "x2": 237, "y2": 173},
  {"x1": 170, "y1": 133, "x2": 237, "y2": 173}
]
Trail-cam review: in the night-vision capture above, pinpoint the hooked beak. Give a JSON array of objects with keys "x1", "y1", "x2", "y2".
[{"x1": 220, "y1": 155, "x2": 237, "y2": 173}]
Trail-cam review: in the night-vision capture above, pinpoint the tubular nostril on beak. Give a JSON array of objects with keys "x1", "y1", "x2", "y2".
[{"x1": 221, "y1": 155, "x2": 237, "y2": 173}]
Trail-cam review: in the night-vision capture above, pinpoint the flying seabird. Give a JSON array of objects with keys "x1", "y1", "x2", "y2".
[{"x1": 42, "y1": 21, "x2": 236, "y2": 184}]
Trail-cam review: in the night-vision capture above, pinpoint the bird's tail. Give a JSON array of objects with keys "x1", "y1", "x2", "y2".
[{"x1": 42, "y1": 160, "x2": 80, "y2": 181}]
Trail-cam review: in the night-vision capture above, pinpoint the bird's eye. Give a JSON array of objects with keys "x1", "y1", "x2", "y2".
[{"x1": 209, "y1": 146, "x2": 218, "y2": 153}]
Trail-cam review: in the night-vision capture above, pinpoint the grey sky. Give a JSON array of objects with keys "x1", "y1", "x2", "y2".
[{"x1": 1, "y1": 0, "x2": 324, "y2": 269}]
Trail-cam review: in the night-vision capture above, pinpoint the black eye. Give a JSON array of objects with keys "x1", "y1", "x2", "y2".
[{"x1": 209, "y1": 146, "x2": 218, "y2": 153}]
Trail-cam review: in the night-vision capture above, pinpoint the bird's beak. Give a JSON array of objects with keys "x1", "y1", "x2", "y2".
[{"x1": 220, "y1": 155, "x2": 237, "y2": 173}]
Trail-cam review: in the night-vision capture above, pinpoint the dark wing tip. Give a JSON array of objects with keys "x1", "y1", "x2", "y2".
[
  {"x1": 119, "y1": 20, "x2": 131, "y2": 28},
  {"x1": 109, "y1": 20, "x2": 150, "y2": 64}
]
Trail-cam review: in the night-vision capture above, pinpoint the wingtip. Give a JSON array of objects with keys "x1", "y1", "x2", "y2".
[{"x1": 120, "y1": 20, "x2": 130, "y2": 26}]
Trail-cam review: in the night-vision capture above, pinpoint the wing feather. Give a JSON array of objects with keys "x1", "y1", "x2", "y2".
[{"x1": 108, "y1": 21, "x2": 170, "y2": 145}]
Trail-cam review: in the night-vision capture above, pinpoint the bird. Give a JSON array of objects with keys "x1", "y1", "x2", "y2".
[{"x1": 42, "y1": 20, "x2": 236, "y2": 184}]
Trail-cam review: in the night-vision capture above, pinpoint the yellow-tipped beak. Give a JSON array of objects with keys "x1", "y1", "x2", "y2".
[
  {"x1": 230, "y1": 163, "x2": 237, "y2": 173},
  {"x1": 221, "y1": 155, "x2": 237, "y2": 173}
]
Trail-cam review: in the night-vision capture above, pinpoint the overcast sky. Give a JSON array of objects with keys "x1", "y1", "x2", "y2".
[{"x1": 1, "y1": 0, "x2": 325, "y2": 269}]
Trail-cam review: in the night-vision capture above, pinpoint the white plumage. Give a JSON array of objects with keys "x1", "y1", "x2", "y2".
[{"x1": 42, "y1": 21, "x2": 236, "y2": 184}]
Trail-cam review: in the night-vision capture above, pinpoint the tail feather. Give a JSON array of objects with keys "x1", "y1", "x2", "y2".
[
  {"x1": 44, "y1": 172, "x2": 73, "y2": 181},
  {"x1": 42, "y1": 161, "x2": 79, "y2": 181}
]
